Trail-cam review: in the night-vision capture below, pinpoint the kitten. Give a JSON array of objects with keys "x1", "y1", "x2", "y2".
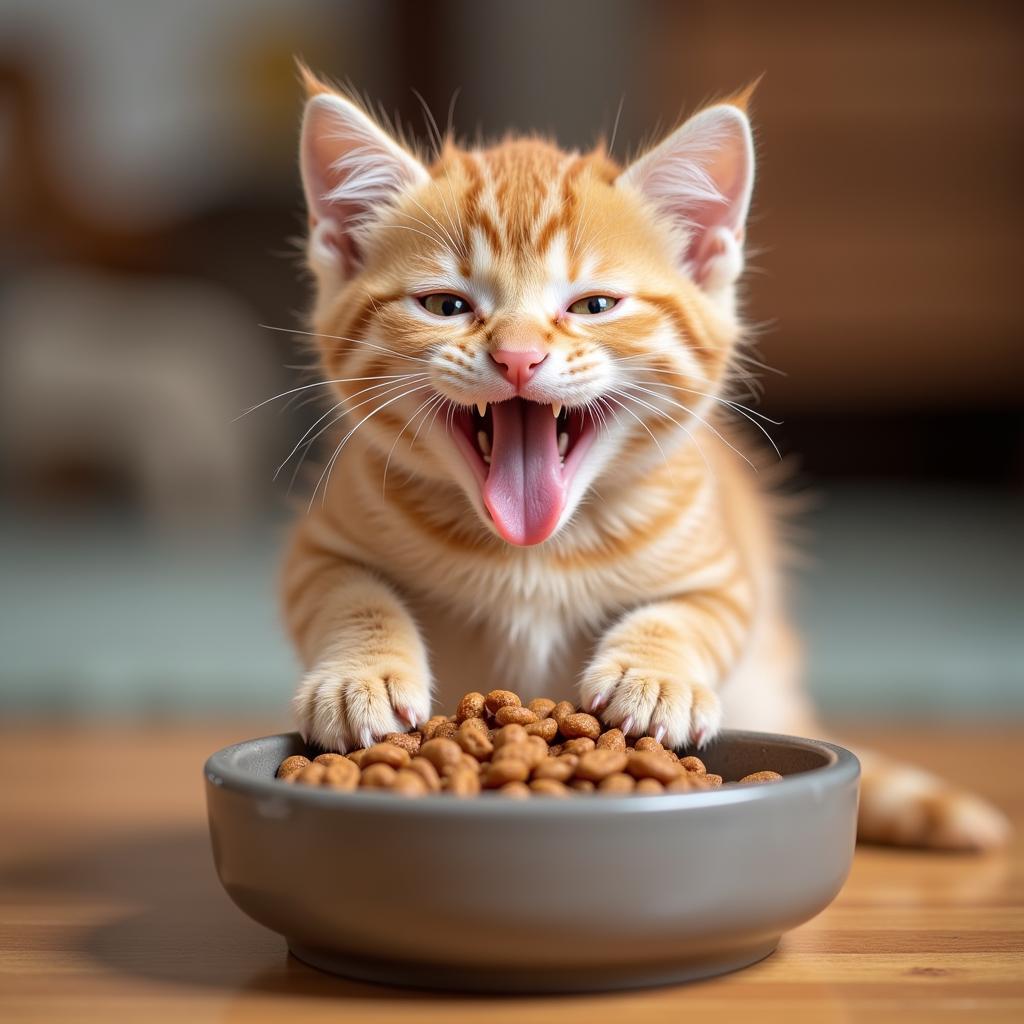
[{"x1": 281, "y1": 68, "x2": 1008, "y2": 850}]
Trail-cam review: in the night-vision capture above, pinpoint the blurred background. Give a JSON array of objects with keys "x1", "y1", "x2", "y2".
[{"x1": 1, "y1": 0, "x2": 1021, "y2": 723}]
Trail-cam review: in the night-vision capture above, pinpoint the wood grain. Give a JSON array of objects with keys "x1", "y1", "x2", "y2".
[{"x1": 1, "y1": 723, "x2": 1022, "y2": 1022}]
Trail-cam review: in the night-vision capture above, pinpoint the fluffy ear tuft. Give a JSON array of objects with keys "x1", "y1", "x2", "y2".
[
  {"x1": 299, "y1": 81, "x2": 428, "y2": 280},
  {"x1": 618, "y1": 102, "x2": 755, "y2": 296}
]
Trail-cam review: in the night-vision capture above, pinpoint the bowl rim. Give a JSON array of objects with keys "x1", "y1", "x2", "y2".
[{"x1": 205, "y1": 729, "x2": 860, "y2": 819}]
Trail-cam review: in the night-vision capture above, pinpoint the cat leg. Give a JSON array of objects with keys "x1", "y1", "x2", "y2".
[
  {"x1": 282, "y1": 529, "x2": 432, "y2": 752},
  {"x1": 580, "y1": 580, "x2": 751, "y2": 749}
]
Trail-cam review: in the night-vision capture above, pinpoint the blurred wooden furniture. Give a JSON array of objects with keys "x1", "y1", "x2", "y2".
[
  {"x1": 1, "y1": 723, "x2": 1021, "y2": 1022},
  {"x1": 643, "y1": 2, "x2": 1024, "y2": 411}
]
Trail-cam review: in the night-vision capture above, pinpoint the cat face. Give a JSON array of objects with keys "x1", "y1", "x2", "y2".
[{"x1": 299, "y1": 73, "x2": 754, "y2": 545}]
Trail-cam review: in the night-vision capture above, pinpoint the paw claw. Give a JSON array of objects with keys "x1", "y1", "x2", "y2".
[
  {"x1": 620, "y1": 715, "x2": 635, "y2": 737},
  {"x1": 653, "y1": 725, "x2": 666, "y2": 745},
  {"x1": 589, "y1": 691, "x2": 609, "y2": 713},
  {"x1": 294, "y1": 659, "x2": 431, "y2": 753}
]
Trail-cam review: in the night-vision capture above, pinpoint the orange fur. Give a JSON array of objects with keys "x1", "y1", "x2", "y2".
[{"x1": 281, "y1": 75, "x2": 1008, "y2": 850}]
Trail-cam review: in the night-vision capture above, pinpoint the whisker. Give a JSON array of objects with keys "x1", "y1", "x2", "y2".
[
  {"x1": 615, "y1": 383, "x2": 754, "y2": 471},
  {"x1": 276, "y1": 375, "x2": 430, "y2": 480},
  {"x1": 608, "y1": 386, "x2": 713, "y2": 477},
  {"x1": 418, "y1": 394, "x2": 451, "y2": 447},
  {"x1": 632, "y1": 379, "x2": 783, "y2": 460},
  {"x1": 310, "y1": 382, "x2": 435, "y2": 510},
  {"x1": 258, "y1": 323, "x2": 433, "y2": 365},
  {"x1": 235, "y1": 370, "x2": 428, "y2": 420},
  {"x1": 630, "y1": 377, "x2": 782, "y2": 426},
  {"x1": 603, "y1": 393, "x2": 673, "y2": 475},
  {"x1": 382, "y1": 390, "x2": 442, "y2": 496}
]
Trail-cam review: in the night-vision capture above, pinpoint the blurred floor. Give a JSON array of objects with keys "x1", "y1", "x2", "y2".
[{"x1": 2, "y1": 482, "x2": 1021, "y2": 720}]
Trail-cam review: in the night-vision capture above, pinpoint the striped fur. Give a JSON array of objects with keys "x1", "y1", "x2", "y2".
[{"x1": 281, "y1": 73, "x2": 1009, "y2": 850}]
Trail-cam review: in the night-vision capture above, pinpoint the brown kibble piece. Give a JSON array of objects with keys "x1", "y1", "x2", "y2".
[
  {"x1": 407, "y1": 756, "x2": 442, "y2": 791},
  {"x1": 666, "y1": 774, "x2": 708, "y2": 793},
  {"x1": 596, "y1": 729, "x2": 626, "y2": 752},
  {"x1": 420, "y1": 716, "x2": 447, "y2": 740},
  {"x1": 433, "y1": 721, "x2": 459, "y2": 740},
  {"x1": 497, "y1": 781, "x2": 531, "y2": 799},
  {"x1": 679, "y1": 756, "x2": 706, "y2": 775},
  {"x1": 665, "y1": 750, "x2": 679, "y2": 763},
  {"x1": 419, "y1": 737, "x2": 463, "y2": 772},
  {"x1": 294, "y1": 762, "x2": 326, "y2": 785},
  {"x1": 532, "y1": 757, "x2": 576, "y2": 782},
  {"x1": 626, "y1": 750, "x2": 682, "y2": 784},
  {"x1": 277, "y1": 755, "x2": 310, "y2": 779},
  {"x1": 492, "y1": 724, "x2": 529, "y2": 749},
  {"x1": 362, "y1": 743, "x2": 410, "y2": 769},
  {"x1": 704, "y1": 773, "x2": 723, "y2": 788},
  {"x1": 456, "y1": 724, "x2": 494, "y2": 760},
  {"x1": 598, "y1": 772, "x2": 636, "y2": 794},
  {"x1": 635, "y1": 777, "x2": 665, "y2": 794},
  {"x1": 460, "y1": 715, "x2": 489, "y2": 733},
  {"x1": 530, "y1": 778, "x2": 571, "y2": 798},
  {"x1": 570, "y1": 779, "x2": 596, "y2": 793},
  {"x1": 551, "y1": 701, "x2": 575, "y2": 726},
  {"x1": 740, "y1": 770, "x2": 783, "y2": 784},
  {"x1": 527, "y1": 697, "x2": 557, "y2": 719},
  {"x1": 491, "y1": 744, "x2": 528, "y2": 764},
  {"x1": 523, "y1": 735, "x2": 550, "y2": 768},
  {"x1": 456, "y1": 691, "x2": 486, "y2": 722},
  {"x1": 560, "y1": 712, "x2": 601, "y2": 741},
  {"x1": 323, "y1": 759, "x2": 360, "y2": 791},
  {"x1": 562, "y1": 737, "x2": 596, "y2": 756},
  {"x1": 313, "y1": 752, "x2": 347, "y2": 767},
  {"x1": 575, "y1": 748, "x2": 629, "y2": 782},
  {"x1": 346, "y1": 749, "x2": 367, "y2": 767},
  {"x1": 635, "y1": 736, "x2": 663, "y2": 753},
  {"x1": 383, "y1": 732, "x2": 422, "y2": 755},
  {"x1": 391, "y1": 768, "x2": 429, "y2": 797},
  {"x1": 360, "y1": 763, "x2": 397, "y2": 788},
  {"x1": 495, "y1": 705, "x2": 538, "y2": 726},
  {"x1": 446, "y1": 767, "x2": 482, "y2": 797},
  {"x1": 484, "y1": 689, "x2": 521, "y2": 714},
  {"x1": 482, "y1": 758, "x2": 531, "y2": 788},
  {"x1": 525, "y1": 717, "x2": 558, "y2": 741},
  {"x1": 548, "y1": 743, "x2": 564, "y2": 757}
]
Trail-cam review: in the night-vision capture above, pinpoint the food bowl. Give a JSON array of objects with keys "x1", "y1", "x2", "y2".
[{"x1": 204, "y1": 729, "x2": 859, "y2": 992}]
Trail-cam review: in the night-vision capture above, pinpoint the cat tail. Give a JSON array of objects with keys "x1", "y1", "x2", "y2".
[{"x1": 854, "y1": 746, "x2": 1010, "y2": 851}]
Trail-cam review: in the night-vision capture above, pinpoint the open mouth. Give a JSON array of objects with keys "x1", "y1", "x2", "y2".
[{"x1": 450, "y1": 399, "x2": 596, "y2": 546}]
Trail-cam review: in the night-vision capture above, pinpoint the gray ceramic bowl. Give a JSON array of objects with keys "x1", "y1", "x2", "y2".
[{"x1": 205, "y1": 730, "x2": 859, "y2": 992}]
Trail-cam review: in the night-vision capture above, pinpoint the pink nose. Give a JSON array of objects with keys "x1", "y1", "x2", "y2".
[{"x1": 490, "y1": 349, "x2": 548, "y2": 389}]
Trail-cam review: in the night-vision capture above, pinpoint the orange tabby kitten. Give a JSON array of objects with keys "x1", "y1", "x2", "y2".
[{"x1": 281, "y1": 69, "x2": 1007, "y2": 850}]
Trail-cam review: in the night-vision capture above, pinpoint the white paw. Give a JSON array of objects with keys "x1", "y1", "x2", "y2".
[
  {"x1": 294, "y1": 658, "x2": 432, "y2": 752},
  {"x1": 580, "y1": 660, "x2": 722, "y2": 750}
]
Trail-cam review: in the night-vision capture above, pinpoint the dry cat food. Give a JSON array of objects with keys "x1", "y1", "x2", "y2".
[{"x1": 277, "y1": 690, "x2": 784, "y2": 799}]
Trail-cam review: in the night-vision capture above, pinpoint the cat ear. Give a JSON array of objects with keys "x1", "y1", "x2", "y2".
[
  {"x1": 299, "y1": 83, "x2": 429, "y2": 279},
  {"x1": 619, "y1": 102, "x2": 754, "y2": 295}
]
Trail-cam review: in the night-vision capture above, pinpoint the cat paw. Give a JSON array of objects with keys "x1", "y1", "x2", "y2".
[
  {"x1": 294, "y1": 657, "x2": 432, "y2": 752},
  {"x1": 580, "y1": 659, "x2": 721, "y2": 750}
]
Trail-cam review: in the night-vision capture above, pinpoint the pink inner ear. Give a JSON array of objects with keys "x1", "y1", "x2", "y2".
[
  {"x1": 299, "y1": 93, "x2": 428, "y2": 276},
  {"x1": 314, "y1": 220, "x2": 361, "y2": 276},
  {"x1": 683, "y1": 130, "x2": 751, "y2": 274},
  {"x1": 620, "y1": 105, "x2": 754, "y2": 287}
]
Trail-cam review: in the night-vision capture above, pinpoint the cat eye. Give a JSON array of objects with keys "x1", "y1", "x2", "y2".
[
  {"x1": 568, "y1": 295, "x2": 618, "y2": 315},
  {"x1": 420, "y1": 293, "x2": 473, "y2": 317}
]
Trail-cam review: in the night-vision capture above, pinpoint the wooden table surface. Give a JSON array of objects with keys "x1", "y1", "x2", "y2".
[{"x1": 1, "y1": 722, "x2": 1022, "y2": 1023}]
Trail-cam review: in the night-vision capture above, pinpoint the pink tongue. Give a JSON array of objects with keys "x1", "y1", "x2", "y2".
[{"x1": 483, "y1": 400, "x2": 566, "y2": 545}]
